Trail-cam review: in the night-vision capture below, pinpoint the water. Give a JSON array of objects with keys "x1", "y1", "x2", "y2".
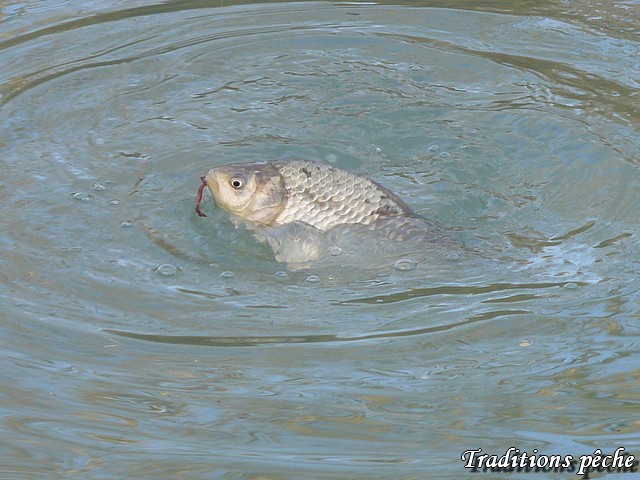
[{"x1": 1, "y1": 0, "x2": 639, "y2": 478}]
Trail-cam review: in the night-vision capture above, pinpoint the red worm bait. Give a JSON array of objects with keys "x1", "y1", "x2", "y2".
[{"x1": 195, "y1": 175, "x2": 208, "y2": 217}]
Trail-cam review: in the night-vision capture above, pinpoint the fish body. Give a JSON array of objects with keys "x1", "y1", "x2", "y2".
[
  {"x1": 270, "y1": 160, "x2": 419, "y2": 231},
  {"x1": 206, "y1": 160, "x2": 424, "y2": 226},
  {"x1": 200, "y1": 160, "x2": 458, "y2": 262}
]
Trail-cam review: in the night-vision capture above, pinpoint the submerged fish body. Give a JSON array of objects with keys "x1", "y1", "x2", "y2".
[{"x1": 200, "y1": 160, "x2": 458, "y2": 265}]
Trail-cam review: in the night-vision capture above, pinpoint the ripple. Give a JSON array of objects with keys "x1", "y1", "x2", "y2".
[
  {"x1": 0, "y1": 2, "x2": 638, "y2": 478},
  {"x1": 102, "y1": 308, "x2": 530, "y2": 346},
  {"x1": 337, "y1": 281, "x2": 588, "y2": 305}
]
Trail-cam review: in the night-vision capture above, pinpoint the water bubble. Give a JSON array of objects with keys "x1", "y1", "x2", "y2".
[
  {"x1": 104, "y1": 179, "x2": 114, "y2": 185},
  {"x1": 92, "y1": 182, "x2": 106, "y2": 191},
  {"x1": 120, "y1": 221, "x2": 133, "y2": 228},
  {"x1": 564, "y1": 282, "x2": 578, "y2": 290},
  {"x1": 327, "y1": 245, "x2": 343, "y2": 256},
  {"x1": 71, "y1": 192, "x2": 93, "y2": 201},
  {"x1": 394, "y1": 259, "x2": 416, "y2": 271},
  {"x1": 305, "y1": 275, "x2": 321, "y2": 284},
  {"x1": 325, "y1": 154, "x2": 338, "y2": 164},
  {"x1": 445, "y1": 250, "x2": 462, "y2": 261},
  {"x1": 156, "y1": 264, "x2": 177, "y2": 276},
  {"x1": 437, "y1": 152, "x2": 451, "y2": 159},
  {"x1": 428, "y1": 145, "x2": 440, "y2": 152},
  {"x1": 107, "y1": 199, "x2": 120, "y2": 205},
  {"x1": 274, "y1": 271, "x2": 288, "y2": 280},
  {"x1": 220, "y1": 271, "x2": 234, "y2": 279}
]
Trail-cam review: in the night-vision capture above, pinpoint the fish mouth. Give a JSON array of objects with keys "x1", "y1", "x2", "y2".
[
  {"x1": 205, "y1": 170, "x2": 247, "y2": 215},
  {"x1": 195, "y1": 171, "x2": 222, "y2": 218},
  {"x1": 205, "y1": 170, "x2": 220, "y2": 198}
]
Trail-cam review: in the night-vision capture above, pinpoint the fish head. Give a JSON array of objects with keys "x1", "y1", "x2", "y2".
[{"x1": 205, "y1": 162, "x2": 286, "y2": 225}]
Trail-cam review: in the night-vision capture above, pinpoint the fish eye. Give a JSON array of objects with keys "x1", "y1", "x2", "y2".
[{"x1": 229, "y1": 175, "x2": 246, "y2": 190}]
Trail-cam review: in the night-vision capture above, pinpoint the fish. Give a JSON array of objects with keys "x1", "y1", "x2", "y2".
[{"x1": 196, "y1": 160, "x2": 459, "y2": 264}]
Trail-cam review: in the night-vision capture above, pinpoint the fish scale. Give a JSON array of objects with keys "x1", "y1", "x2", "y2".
[{"x1": 273, "y1": 160, "x2": 407, "y2": 231}]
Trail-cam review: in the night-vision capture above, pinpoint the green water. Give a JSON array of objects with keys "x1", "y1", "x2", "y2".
[{"x1": 1, "y1": 0, "x2": 639, "y2": 478}]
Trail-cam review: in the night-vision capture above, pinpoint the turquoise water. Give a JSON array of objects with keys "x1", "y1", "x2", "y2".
[{"x1": 1, "y1": 0, "x2": 639, "y2": 478}]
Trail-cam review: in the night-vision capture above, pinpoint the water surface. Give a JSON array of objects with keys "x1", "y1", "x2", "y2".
[{"x1": 1, "y1": 0, "x2": 639, "y2": 478}]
